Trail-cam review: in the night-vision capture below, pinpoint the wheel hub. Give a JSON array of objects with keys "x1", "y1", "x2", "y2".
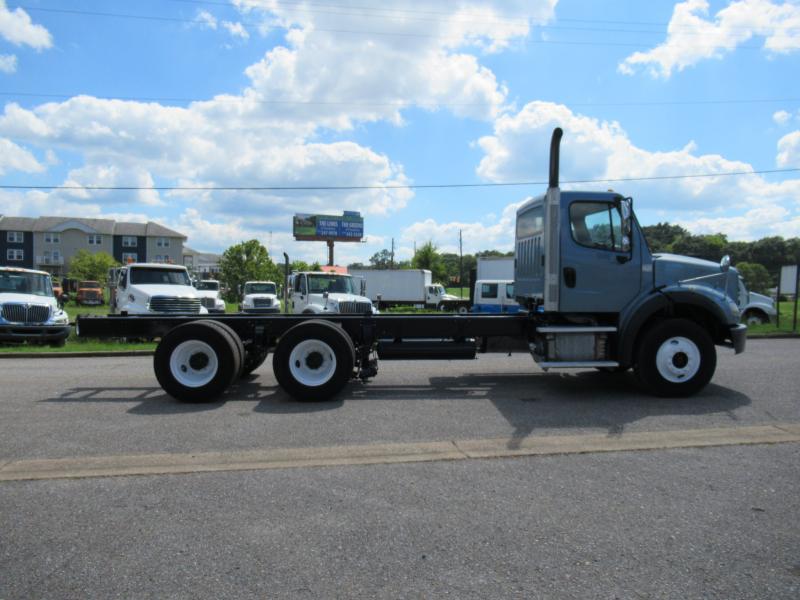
[
  {"x1": 656, "y1": 336, "x2": 700, "y2": 383},
  {"x1": 189, "y1": 352, "x2": 210, "y2": 370},
  {"x1": 305, "y1": 351, "x2": 324, "y2": 370}
]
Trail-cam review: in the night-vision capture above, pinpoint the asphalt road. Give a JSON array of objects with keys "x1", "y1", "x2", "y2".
[{"x1": 1, "y1": 340, "x2": 799, "y2": 598}]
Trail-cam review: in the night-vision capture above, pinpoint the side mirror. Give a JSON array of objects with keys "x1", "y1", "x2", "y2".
[
  {"x1": 360, "y1": 279, "x2": 366, "y2": 296},
  {"x1": 620, "y1": 197, "x2": 633, "y2": 254},
  {"x1": 720, "y1": 255, "x2": 731, "y2": 272}
]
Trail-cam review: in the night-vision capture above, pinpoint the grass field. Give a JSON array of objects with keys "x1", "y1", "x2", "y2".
[{"x1": 744, "y1": 301, "x2": 800, "y2": 336}]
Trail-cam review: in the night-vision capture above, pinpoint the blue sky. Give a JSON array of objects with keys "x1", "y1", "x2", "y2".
[{"x1": 1, "y1": 0, "x2": 799, "y2": 265}]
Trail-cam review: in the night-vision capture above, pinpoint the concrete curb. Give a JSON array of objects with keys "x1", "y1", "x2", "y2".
[
  {"x1": 747, "y1": 333, "x2": 800, "y2": 339},
  {"x1": 0, "y1": 350, "x2": 154, "y2": 359}
]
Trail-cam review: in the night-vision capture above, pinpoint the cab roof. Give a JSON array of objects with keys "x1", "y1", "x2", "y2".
[{"x1": 0, "y1": 266, "x2": 50, "y2": 276}]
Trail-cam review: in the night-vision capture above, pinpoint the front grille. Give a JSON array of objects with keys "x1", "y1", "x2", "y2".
[
  {"x1": 338, "y1": 301, "x2": 372, "y2": 314},
  {"x1": 2, "y1": 303, "x2": 51, "y2": 323},
  {"x1": 200, "y1": 297, "x2": 216, "y2": 309},
  {"x1": 81, "y1": 291, "x2": 101, "y2": 299},
  {"x1": 148, "y1": 296, "x2": 202, "y2": 314},
  {"x1": 253, "y1": 298, "x2": 273, "y2": 307}
]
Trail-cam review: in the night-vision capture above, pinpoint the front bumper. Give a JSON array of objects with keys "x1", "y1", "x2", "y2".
[
  {"x1": 0, "y1": 324, "x2": 71, "y2": 343},
  {"x1": 242, "y1": 307, "x2": 281, "y2": 314},
  {"x1": 728, "y1": 323, "x2": 747, "y2": 354}
]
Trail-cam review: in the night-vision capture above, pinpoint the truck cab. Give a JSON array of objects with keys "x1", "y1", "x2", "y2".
[
  {"x1": 0, "y1": 267, "x2": 71, "y2": 346},
  {"x1": 111, "y1": 263, "x2": 207, "y2": 315},
  {"x1": 194, "y1": 279, "x2": 226, "y2": 314},
  {"x1": 513, "y1": 127, "x2": 745, "y2": 396},
  {"x1": 240, "y1": 281, "x2": 281, "y2": 314},
  {"x1": 290, "y1": 272, "x2": 375, "y2": 314},
  {"x1": 472, "y1": 279, "x2": 520, "y2": 313}
]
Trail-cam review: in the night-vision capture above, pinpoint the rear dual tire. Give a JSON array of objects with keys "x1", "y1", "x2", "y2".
[
  {"x1": 273, "y1": 320, "x2": 355, "y2": 402},
  {"x1": 154, "y1": 320, "x2": 242, "y2": 402}
]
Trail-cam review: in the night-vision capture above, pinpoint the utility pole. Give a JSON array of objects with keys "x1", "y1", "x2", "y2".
[
  {"x1": 390, "y1": 238, "x2": 395, "y2": 269},
  {"x1": 459, "y1": 229, "x2": 463, "y2": 298}
]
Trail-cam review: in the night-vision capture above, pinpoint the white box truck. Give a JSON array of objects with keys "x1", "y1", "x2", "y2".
[
  {"x1": 349, "y1": 269, "x2": 469, "y2": 312},
  {"x1": 476, "y1": 256, "x2": 514, "y2": 281}
]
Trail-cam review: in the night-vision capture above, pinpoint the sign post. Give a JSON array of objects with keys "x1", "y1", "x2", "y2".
[{"x1": 779, "y1": 265, "x2": 799, "y2": 332}]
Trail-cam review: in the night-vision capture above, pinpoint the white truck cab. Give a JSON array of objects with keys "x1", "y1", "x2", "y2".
[
  {"x1": 471, "y1": 279, "x2": 520, "y2": 314},
  {"x1": 194, "y1": 280, "x2": 226, "y2": 314},
  {"x1": 290, "y1": 272, "x2": 375, "y2": 314},
  {"x1": 0, "y1": 266, "x2": 70, "y2": 346},
  {"x1": 240, "y1": 281, "x2": 281, "y2": 313},
  {"x1": 112, "y1": 263, "x2": 207, "y2": 315}
]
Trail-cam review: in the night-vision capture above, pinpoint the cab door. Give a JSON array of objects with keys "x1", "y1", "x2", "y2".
[
  {"x1": 292, "y1": 274, "x2": 308, "y2": 313},
  {"x1": 559, "y1": 199, "x2": 641, "y2": 313}
]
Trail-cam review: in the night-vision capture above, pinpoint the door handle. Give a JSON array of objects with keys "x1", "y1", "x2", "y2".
[{"x1": 563, "y1": 267, "x2": 576, "y2": 288}]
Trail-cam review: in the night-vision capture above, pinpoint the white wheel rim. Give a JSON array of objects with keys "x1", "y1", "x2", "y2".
[
  {"x1": 289, "y1": 339, "x2": 337, "y2": 387},
  {"x1": 746, "y1": 314, "x2": 762, "y2": 325},
  {"x1": 169, "y1": 340, "x2": 219, "y2": 388},
  {"x1": 655, "y1": 336, "x2": 701, "y2": 383}
]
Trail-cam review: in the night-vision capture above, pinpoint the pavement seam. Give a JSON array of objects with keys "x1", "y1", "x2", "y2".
[{"x1": 1, "y1": 423, "x2": 798, "y2": 483}]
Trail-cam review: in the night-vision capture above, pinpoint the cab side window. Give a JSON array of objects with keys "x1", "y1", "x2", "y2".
[
  {"x1": 569, "y1": 201, "x2": 625, "y2": 252},
  {"x1": 481, "y1": 283, "x2": 498, "y2": 298}
]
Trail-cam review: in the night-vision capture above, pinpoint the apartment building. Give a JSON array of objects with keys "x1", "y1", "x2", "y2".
[
  {"x1": 0, "y1": 215, "x2": 187, "y2": 277},
  {"x1": 182, "y1": 246, "x2": 222, "y2": 278}
]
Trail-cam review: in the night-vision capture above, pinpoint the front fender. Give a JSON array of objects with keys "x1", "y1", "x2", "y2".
[{"x1": 618, "y1": 286, "x2": 739, "y2": 365}]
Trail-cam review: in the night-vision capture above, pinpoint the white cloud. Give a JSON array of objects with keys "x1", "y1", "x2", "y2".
[
  {"x1": 0, "y1": 137, "x2": 43, "y2": 175},
  {"x1": 222, "y1": 21, "x2": 249, "y2": 39},
  {"x1": 773, "y1": 109, "x2": 792, "y2": 125},
  {"x1": 465, "y1": 100, "x2": 800, "y2": 241},
  {"x1": 0, "y1": 53, "x2": 16, "y2": 73},
  {"x1": 401, "y1": 201, "x2": 522, "y2": 255},
  {"x1": 619, "y1": 0, "x2": 800, "y2": 78},
  {"x1": 0, "y1": 0, "x2": 52, "y2": 49},
  {"x1": 777, "y1": 130, "x2": 800, "y2": 167},
  {"x1": 194, "y1": 10, "x2": 218, "y2": 30},
  {"x1": 0, "y1": 1, "x2": 556, "y2": 256}
]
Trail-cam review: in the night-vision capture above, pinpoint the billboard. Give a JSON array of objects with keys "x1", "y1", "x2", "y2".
[{"x1": 293, "y1": 211, "x2": 364, "y2": 242}]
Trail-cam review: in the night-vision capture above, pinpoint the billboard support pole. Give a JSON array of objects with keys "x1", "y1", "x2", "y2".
[
  {"x1": 793, "y1": 265, "x2": 799, "y2": 332},
  {"x1": 327, "y1": 240, "x2": 334, "y2": 267}
]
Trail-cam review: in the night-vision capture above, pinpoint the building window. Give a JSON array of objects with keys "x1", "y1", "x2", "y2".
[
  {"x1": 88, "y1": 234, "x2": 103, "y2": 245},
  {"x1": 7, "y1": 231, "x2": 24, "y2": 243},
  {"x1": 122, "y1": 252, "x2": 138, "y2": 263},
  {"x1": 156, "y1": 237, "x2": 170, "y2": 248},
  {"x1": 122, "y1": 236, "x2": 137, "y2": 248},
  {"x1": 44, "y1": 232, "x2": 60, "y2": 244},
  {"x1": 7, "y1": 249, "x2": 24, "y2": 261}
]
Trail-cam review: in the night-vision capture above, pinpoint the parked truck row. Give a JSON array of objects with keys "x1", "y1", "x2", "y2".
[{"x1": 73, "y1": 128, "x2": 747, "y2": 403}]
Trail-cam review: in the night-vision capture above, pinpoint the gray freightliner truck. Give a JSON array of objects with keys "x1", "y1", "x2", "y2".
[{"x1": 76, "y1": 128, "x2": 746, "y2": 402}]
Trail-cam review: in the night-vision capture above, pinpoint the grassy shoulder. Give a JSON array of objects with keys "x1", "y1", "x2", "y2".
[{"x1": 746, "y1": 301, "x2": 800, "y2": 336}]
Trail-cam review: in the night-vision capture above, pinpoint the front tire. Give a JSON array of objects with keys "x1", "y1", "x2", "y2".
[
  {"x1": 154, "y1": 321, "x2": 241, "y2": 402},
  {"x1": 273, "y1": 320, "x2": 354, "y2": 401},
  {"x1": 634, "y1": 319, "x2": 716, "y2": 397},
  {"x1": 742, "y1": 310, "x2": 768, "y2": 326}
]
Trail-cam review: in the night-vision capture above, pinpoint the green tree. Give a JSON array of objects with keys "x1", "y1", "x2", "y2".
[
  {"x1": 641, "y1": 222, "x2": 689, "y2": 253},
  {"x1": 411, "y1": 241, "x2": 447, "y2": 283},
  {"x1": 68, "y1": 250, "x2": 119, "y2": 284},
  {"x1": 671, "y1": 233, "x2": 728, "y2": 261},
  {"x1": 736, "y1": 262, "x2": 772, "y2": 294},
  {"x1": 369, "y1": 249, "x2": 393, "y2": 269},
  {"x1": 219, "y1": 240, "x2": 282, "y2": 302}
]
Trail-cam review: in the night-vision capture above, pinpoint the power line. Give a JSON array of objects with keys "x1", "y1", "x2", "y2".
[
  {"x1": 2, "y1": 91, "x2": 797, "y2": 109},
  {"x1": 150, "y1": 0, "x2": 800, "y2": 33},
  {"x1": 17, "y1": 5, "x2": 795, "y2": 48},
  {"x1": 2, "y1": 168, "x2": 798, "y2": 192}
]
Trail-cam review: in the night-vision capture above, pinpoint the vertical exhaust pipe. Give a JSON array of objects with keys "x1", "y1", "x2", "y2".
[{"x1": 548, "y1": 127, "x2": 563, "y2": 189}]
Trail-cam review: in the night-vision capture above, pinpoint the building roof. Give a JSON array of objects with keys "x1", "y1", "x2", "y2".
[
  {"x1": 0, "y1": 216, "x2": 186, "y2": 239},
  {"x1": 0, "y1": 216, "x2": 38, "y2": 231}
]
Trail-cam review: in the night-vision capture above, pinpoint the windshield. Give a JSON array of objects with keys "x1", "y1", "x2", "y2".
[
  {"x1": 196, "y1": 281, "x2": 220, "y2": 291},
  {"x1": 307, "y1": 274, "x2": 356, "y2": 294},
  {"x1": 244, "y1": 282, "x2": 276, "y2": 295},
  {"x1": 0, "y1": 271, "x2": 53, "y2": 297},
  {"x1": 434, "y1": 285, "x2": 446, "y2": 295},
  {"x1": 79, "y1": 281, "x2": 100, "y2": 288},
  {"x1": 130, "y1": 267, "x2": 191, "y2": 286}
]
